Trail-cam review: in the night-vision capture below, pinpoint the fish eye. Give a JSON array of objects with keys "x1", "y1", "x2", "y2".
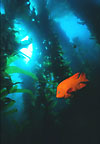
[{"x1": 58, "y1": 91, "x2": 60, "y2": 94}]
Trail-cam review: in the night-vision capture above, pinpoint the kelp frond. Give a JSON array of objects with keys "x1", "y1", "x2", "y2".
[
  {"x1": 0, "y1": 85, "x2": 34, "y2": 100},
  {"x1": 5, "y1": 66, "x2": 38, "y2": 81},
  {"x1": 6, "y1": 54, "x2": 20, "y2": 66}
]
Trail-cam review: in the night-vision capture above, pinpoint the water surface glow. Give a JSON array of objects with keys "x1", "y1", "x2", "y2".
[
  {"x1": 0, "y1": 2, "x2": 5, "y2": 14},
  {"x1": 20, "y1": 43, "x2": 33, "y2": 63},
  {"x1": 21, "y1": 36, "x2": 29, "y2": 41},
  {"x1": 55, "y1": 13, "x2": 90, "y2": 43}
]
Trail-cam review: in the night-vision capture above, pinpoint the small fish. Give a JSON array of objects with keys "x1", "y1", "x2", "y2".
[
  {"x1": 77, "y1": 21, "x2": 85, "y2": 25},
  {"x1": 56, "y1": 72, "x2": 88, "y2": 98},
  {"x1": 73, "y1": 44, "x2": 77, "y2": 48},
  {"x1": 89, "y1": 37, "x2": 96, "y2": 40}
]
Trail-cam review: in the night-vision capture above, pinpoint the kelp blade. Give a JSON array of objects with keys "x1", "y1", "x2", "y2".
[
  {"x1": 3, "y1": 108, "x2": 18, "y2": 115},
  {"x1": 9, "y1": 87, "x2": 34, "y2": 97},
  {"x1": 1, "y1": 87, "x2": 34, "y2": 99},
  {"x1": 5, "y1": 66, "x2": 38, "y2": 80},
  {"x1": 7, "y1": 55, "x2": 20, "y2": 66}
]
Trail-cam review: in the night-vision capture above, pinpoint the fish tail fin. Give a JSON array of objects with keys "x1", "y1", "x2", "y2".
[
  {"x1": 79, "y1": 73, "x2": 89, "y2": 82},
  {"x1": 78, "y1": 83, "x2": 87, "y2": 89}
]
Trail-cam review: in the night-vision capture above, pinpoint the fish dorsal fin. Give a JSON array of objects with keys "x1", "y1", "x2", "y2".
[{"x1": 70, "y1": 73, "x2": 80, "y2": 79}]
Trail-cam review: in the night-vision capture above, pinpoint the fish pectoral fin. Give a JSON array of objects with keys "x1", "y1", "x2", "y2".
[
  {"x1": 64, "y1": 88, "x2": 73, "y2": 98},
  {"x1": 67, "y1": 88, "x2": 73, "y2": 94},
  {"x1": 64, "y1": 93, "x2": 71, "y2": 98}
]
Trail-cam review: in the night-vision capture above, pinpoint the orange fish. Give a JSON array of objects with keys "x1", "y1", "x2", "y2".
[{"x1": 56, "y1": 72, "x2": 88, "y2": 98}]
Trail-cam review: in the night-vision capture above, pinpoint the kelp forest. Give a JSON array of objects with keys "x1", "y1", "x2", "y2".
[{"x1": 0, "y1": 1, "x2": 100, "y2": 144}]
